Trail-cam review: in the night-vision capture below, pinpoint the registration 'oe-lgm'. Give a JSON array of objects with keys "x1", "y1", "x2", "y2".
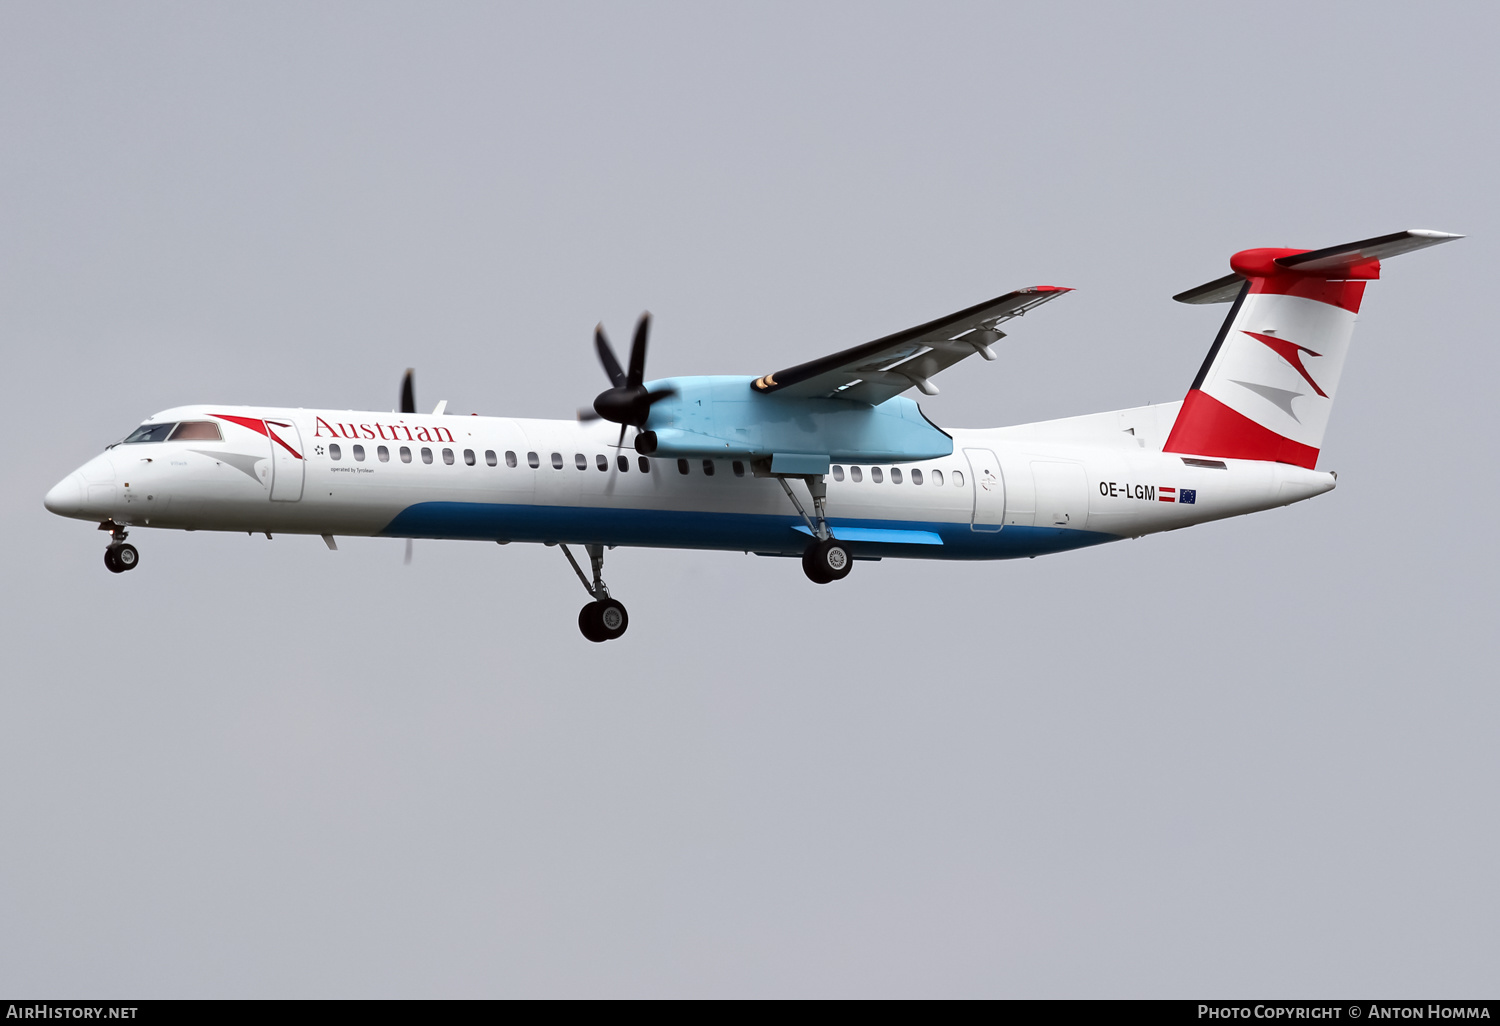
[{"x1": 45, "y1": 229, "x2": 1460, "y2": 641}]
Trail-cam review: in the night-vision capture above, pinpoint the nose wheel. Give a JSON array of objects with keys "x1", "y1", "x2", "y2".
[
  {"x1": 99, "y1": 521, "x2": 139, "y2": 573},
  {"x1": 560, "y1": 543, "x2": 630, "y2": 642},
  {"x1": 104, "y1": 543, "x2": 139, "y2": 573}
]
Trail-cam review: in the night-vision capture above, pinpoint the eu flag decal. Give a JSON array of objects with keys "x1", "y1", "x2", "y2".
[{"x1": 1179, "y1": 488, "x2": 1196, "y2": 505}]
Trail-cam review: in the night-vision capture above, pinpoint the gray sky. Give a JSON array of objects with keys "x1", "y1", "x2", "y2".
[{"x1": 2, "y1": 1, "x2": 1495, "y2": 998}]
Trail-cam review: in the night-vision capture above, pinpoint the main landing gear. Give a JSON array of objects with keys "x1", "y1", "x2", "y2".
[
  {"x1": 802, "y1": 536, "x2": 851, "y2": 584},
  {"x1": 777, "y1": 474, "x2": 852, "y2": 584},
  {"x1": 561, "y1": 542, "x2": 629, "y2": 642},
  {"x1": 100, "y1": 520, "x2": 139, "y2": 574}
]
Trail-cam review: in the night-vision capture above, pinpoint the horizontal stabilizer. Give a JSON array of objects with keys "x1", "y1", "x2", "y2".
[
  {"x1": 1174, "y1": 229, "x2": 1463, "y2": 304},
  {"x1": 1277, "y1": 228, "x2": 1463, "y2": 275},
  {"x1": 1174, "y1": 273, "x2": 1243, "y2": 305}
]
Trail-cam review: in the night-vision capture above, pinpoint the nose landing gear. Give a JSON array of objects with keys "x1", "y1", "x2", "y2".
[
  {"x1": 561, "y1": 543, "x2": 629, "y2": 642},
  {"x1": 99, "y1": 520, "x2": 139, "y2": 573}
]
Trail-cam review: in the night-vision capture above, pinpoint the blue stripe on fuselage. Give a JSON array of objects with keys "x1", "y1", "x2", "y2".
[{"x1": 379, "y1": 501, "x2": 1116, "y2": 560}]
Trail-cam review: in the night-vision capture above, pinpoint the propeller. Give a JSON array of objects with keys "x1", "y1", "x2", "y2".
[
  {"x1": 400, "y1": 369, "x2": 416, "y2": 414},
  {"x1": 400, "y1": 370, "x2": 416, "y2": 562},
  {"x1": 576, "y1": 314, "x2": 675, "y2": 494},
  {"x1": 578, "y1": 314, "x2": 676, "y2": 442}
]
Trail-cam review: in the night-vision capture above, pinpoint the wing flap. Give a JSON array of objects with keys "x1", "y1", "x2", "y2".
[{"x1": 753, "y1": 286, "x2": 1072, "y2": 404}]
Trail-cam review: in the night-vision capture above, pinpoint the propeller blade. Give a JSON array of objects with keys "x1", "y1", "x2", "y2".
[
  {"x1": 595, "y1": 325, "x2": 626, "y2": 388},
  {"x1": 645, "y1": 385, "x2": 676, "y2": 404},
  {"x1": 577, "y1": 407, "x2": 602, "y2": 422},
  {"x1": 604, "y1": 423, "x2": 628, "y2": 496},
  {"x1": 400, "y1": 369, "x2": 416, "y2": 414},
  {"x1": 404, "y1": 538, "x2": 413, "y2": 566},
  {"x1": 626, "y1": 313, "x2": 651, "y2": 388}
]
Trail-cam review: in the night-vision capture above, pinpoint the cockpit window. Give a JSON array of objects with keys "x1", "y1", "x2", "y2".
[
  {"x1": 124, "y1": 423, "x2": 176, "y2": 443},
  {"x1": 167, "y1": 421, "x2": 222, "y2": 442}
]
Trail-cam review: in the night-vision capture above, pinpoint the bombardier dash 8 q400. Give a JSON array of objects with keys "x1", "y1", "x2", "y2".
[{"x1": 46, "y1": 229, "x2": 1460, "y2": 641}]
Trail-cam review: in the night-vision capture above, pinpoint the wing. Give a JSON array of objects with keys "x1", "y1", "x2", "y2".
[{"x1": 751, "y1": 286, "x2": 1072, "y2": 405}]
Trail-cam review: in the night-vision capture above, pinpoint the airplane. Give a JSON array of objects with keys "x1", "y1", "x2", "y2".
[{"x1": 44, "y1": 229, "x2": 1460, "y2": 641}]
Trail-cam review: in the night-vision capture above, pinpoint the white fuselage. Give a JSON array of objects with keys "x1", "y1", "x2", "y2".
[{"x1": 45, "y1": 400, "x2": 1336, "y2": 562}]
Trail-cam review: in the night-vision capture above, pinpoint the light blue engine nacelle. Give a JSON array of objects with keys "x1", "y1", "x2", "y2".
[{"x1": 636, "y1": 376, "x2": 952, "y2": 473}]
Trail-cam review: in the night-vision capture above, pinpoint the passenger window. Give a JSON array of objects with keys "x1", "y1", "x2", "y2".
[
  {"x1": 891, "y1": 467, "x2": 902, "y2": 484},
  {"x1": 573, "y1": 453, "x2": 586, "y2": 470},
  {"x1": 910, "y1": 468, "x2": 922, "y2": 485},
  {"x1": 617, "y1": 455, "x2": 629, "y2": 472},
  {"x1": 167, "y1": 422, "x2": 222, "y2": 441},
  {"x1": 732, "y1": 461, "x2": 745, "y2": 477},
  {"x1": 422, "y1": 447, "x2": 434, "y2": 464},
  {"x1": 953, "y1": 470, "x2": 964, "y2": 486},
  {"x1": 551, "y1": 452, "x2": 563, "y2": 470},
  {"x1": 329, "y1": 443, "x2": 342, "y2": 460},
  {"x1": 831, "y1": 465, "x2": 844, "y2": 481},
  {"x1": 378, "y1": 445, "x2": 390, "y2": 462},
  {"x1": 528, "y1": 452, "x2": 540, "y2": 469},
  {"x1": 464, "y1": 449, "x2": 475, "y2": 466},
  {"x1": 702, "y1": 460, "x2": 715, "y2": 476},
  {"x1": 638, "y1": 457, "x2": 650, "y2": 473},
  {"x1": 353, "y1": 444, "x2": 365, "y2": 461},
  {"x1": 931, "y1": 469, "x2": 942, "y2": 486},
  {"x1": 678, "y1": 459, "x2": 690, "y2": 475},
  {"x1": 871, "y1": 467, "x2": 884, "y2": 483},
  {"x1": 485, "y1": 450, "x2": 497, "y2": 467},
  {"x1": 506, "y1": 451, "x2": 518, "y2": 468},
  {"x1": 124, "y1": 423, "x2": 176, "y2": 444},
  {"x1": 597, "y1": 454, "x2": 609, "y2": 471},
  {"x1": 400, "y1": 446, "x2": 412, "y2": 463},
  {"x1": 442, "y1": 448, "x2": 455, "y2": 465},
  {"x1": 851, "y1": 466, "x2": 863, "y2": 482}
]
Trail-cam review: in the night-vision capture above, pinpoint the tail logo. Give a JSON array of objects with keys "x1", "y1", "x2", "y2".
[{"x1": 1242, "y1": 331, "x2": 1328, "y2": 398}]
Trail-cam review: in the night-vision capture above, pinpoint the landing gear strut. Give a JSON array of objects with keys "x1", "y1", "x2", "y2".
[
  {"x1": 561, "y1": 543, "x2": 629, "y2": 642},
  {"x1": 100, "y1": 520, "x2": 138, "y2": 574},
  {"x1": 777, "y1": 475, "x2": 852, "y2": 584}
]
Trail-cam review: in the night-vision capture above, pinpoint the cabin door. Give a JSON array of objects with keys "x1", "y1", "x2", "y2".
[
  {"x1": 964, "y1": 448, "x2": 1005, "y2": 532},
  {"x1": 268, "y1": 419, "x2": 305, "y2": 502}
]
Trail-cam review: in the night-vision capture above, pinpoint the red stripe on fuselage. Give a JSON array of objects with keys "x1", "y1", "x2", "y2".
[
  {"x1": 266, "y1": 426, "x2": 302, "y2": 460},
  {"x1": 1163, "y1": 390, "x2": 1320, "y2": 469},
  {"x1": 212, "y1": 413, "x2": 302, "y2": 460},
  {"x1": 212, "y1": 413, "x2": 269, "y2": 436}
]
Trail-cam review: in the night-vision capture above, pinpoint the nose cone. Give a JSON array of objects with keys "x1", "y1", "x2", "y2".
[{"x1": 44, "y1": 472, "x2": 87, "y2": 518}]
